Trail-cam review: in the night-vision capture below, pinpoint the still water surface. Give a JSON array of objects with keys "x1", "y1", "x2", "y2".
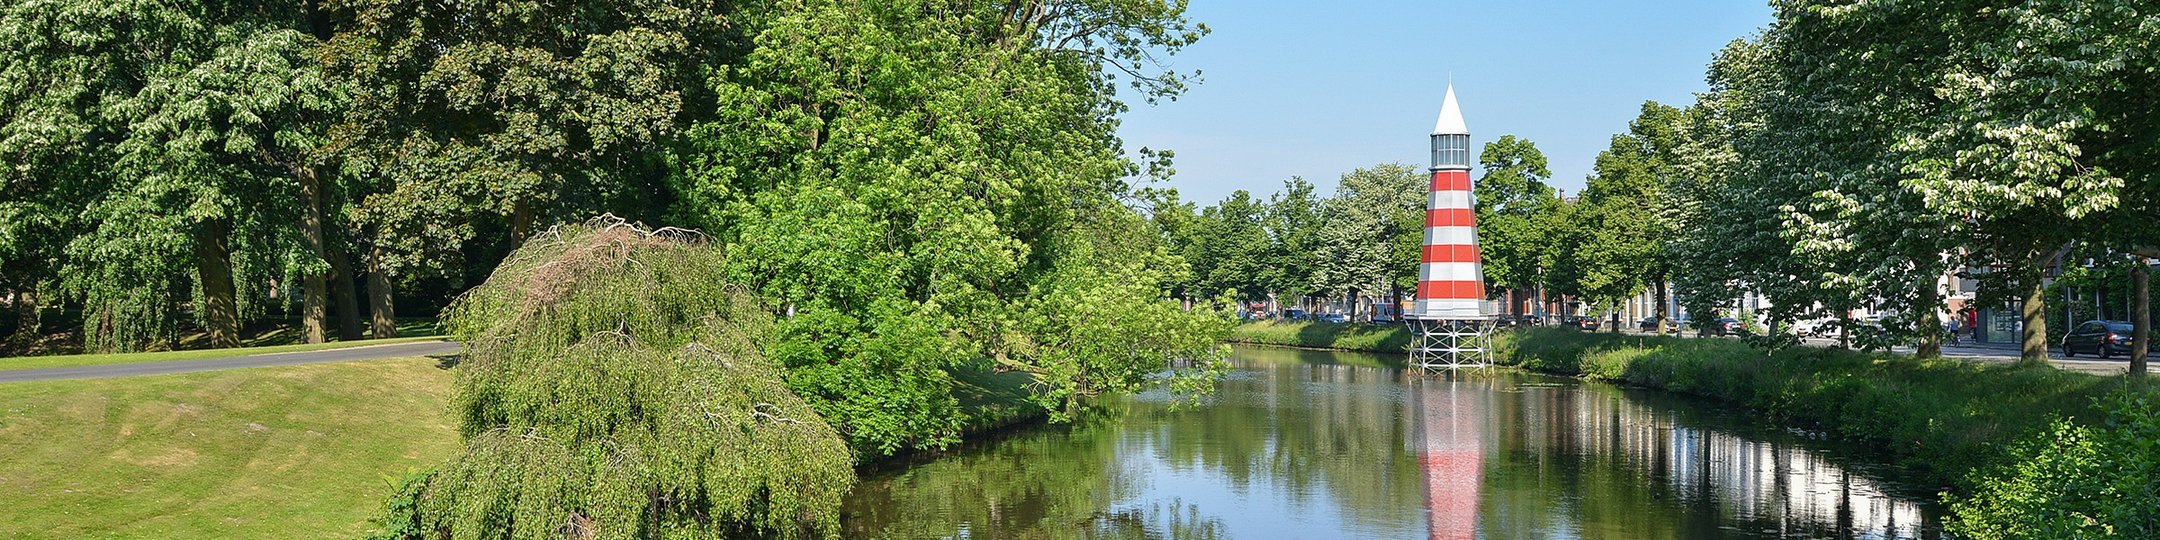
[{"x1": 843, "y1": 344, "x2": 1945, "y2": 539}]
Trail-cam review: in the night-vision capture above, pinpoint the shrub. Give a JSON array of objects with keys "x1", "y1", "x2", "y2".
[
  {"x1": 370, "y1": 217, "x2": 855, "y2": 540},
  {"x1": 1949, "y1": 387, "x2": 2160, "y2": 540}
]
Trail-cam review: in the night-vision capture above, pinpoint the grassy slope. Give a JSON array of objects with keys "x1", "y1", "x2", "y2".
[
  {"x1": 0, "y1": 335, "x2": 446, "y2": 371},
  {"x1": 0, "y1": 357, "x2": 460, "y2": 539},
  {"x1": 1228, "y1": 320, "x2": 1410, "y2": 353}
]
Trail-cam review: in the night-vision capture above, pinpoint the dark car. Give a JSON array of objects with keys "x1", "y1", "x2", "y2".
[
  {"x1": 1698, "y1": 317, "x2": 1743, "y2": 336},
  {"x1": 1319, "y1": 313, "x2": 1350, "y2": 324},
  {"x1": 2062, "y1": 320, "x2": 2136, "y2": 359},
  {"x1": 1638, "y1": 317, "x2": 1659, "y2": 332},
  {"x1": 1283, "y1": 308, "x2": 1310, "y2": 321},
  {"x1": 1568, "y1": 316, "x2": 1601, "y2": 331}
]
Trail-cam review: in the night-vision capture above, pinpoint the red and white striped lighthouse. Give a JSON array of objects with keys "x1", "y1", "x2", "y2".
[{"x1": 1411, "y1": 86, "x2": 1488, "y2": 321}]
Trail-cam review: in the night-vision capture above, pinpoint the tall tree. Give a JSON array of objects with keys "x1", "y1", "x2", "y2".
[
  {"x1": 2, "y1": 0, "x2": 344, "y2": 351},
  {"x1": 668, "y1": 0, "x2": 1222, "y2": 455},
  {"x1": 1898, "y1": 0, "x2": 2159, "y2": 363},
  {"x1": 1559, "y1": 103, "x2": 1685, "y2": 331},
  {"x1": 1188, "y1": 191, "x2": 1275, "y2": 302},
  {"x1": 1265, "y1": 177, "x2": 1325, "y2": 306},
  {"x1": 1473, "y1": 135, "x2": 1559, "y2": 316},
  {"x1": 323, "y1": 0, "x2": 720, "y2": 283},
  {"x1": 1312, "y1": 163, "x2": 1424, "y2": 319}
]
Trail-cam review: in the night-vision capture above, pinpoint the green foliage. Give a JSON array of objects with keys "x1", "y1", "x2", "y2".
[
  {"x1": 1552, "y1": 103, "x2": 1683, "y2": 310},
  {"x1": 1950, "y1": 387, "x2": 2160, "y2": 540},
  {"x1": 1661, "y1": 1, "x2": 2160, "y2": 360},
  {"x1": 0, "y1": 0, "x2": 343, "y2": 351},
  {"x1": 662, "y1": 0, "x2": 1228, "y2": 456},
  {"x1": 1183, "y1": 190, "x2": 1278, "y2": 301},
  {"x1": 323, "y1": 0, "x2": 721, "y2": 276},
  {"x1": 379, "y1": 218, "x2": 856, "y2": 539},
  {"x1": 1473, "y1": 135, "x2": 1561, "y2": 297},
  {"x1": 1311, "y1": 163, "x2": 1426, "y2": 301}
]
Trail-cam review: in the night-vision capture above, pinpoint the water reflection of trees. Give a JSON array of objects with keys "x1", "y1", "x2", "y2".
[
  {"x1": 840, "y1": 405, "x2": 1233, "y2": 539},
  {"x1": 845, "y1": 350, "x2": 1941, "y2": 539},
  {"x1": 1478, "y1": 377, "x2": 1943, "y2": 539}
]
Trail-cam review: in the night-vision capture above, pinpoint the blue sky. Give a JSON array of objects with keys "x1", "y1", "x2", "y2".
[{"x1": 1117, "y1": 0, "x2": 1773, "y2": 205}]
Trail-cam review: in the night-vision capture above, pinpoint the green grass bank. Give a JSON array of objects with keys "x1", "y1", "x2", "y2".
[
  {"x1": 1234, "y1": 320, "x2": 2142, "y2": 490},
  {"x1": 0, "y1": 357, "x2": 460, "y2": 539},
  {"x1": 1228, "y1": 319, "x2": 1410, "y2": 353},
  {"x1": 0, "y1": 351, "x2": 1038, "y2": 539}
]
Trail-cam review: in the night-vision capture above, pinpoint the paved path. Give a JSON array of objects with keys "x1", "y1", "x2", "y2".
[{"x1": 0, "y1": 340, "x2": 463, "y2": 383}]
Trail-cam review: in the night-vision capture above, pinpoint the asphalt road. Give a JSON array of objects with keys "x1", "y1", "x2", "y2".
[{"x1": 0, "y1": 340, "x2": 463, "y2": 383}]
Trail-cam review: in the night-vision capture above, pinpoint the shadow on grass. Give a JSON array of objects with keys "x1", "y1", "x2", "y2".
[{"x1": 431, "y1": 353, "x2": 464, "y2": 370}]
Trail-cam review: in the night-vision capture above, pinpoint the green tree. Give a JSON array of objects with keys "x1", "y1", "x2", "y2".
[
  {"x1": 1265, "y1": 177, "x2": 1326, "y2": 308},
  {"x1": 0, "y1": 0, "x2": 346, "y2": 351},
  {"x1": 1312, "y1": 163, "x2": 1424, "y2": 320},
  {"x1": 667, "y1": 0, "x2": 1222, "y2": 455},
  {"x1": 1473, "y1": 136, "x2": 1560, "y2": 316},
  {"x1": 1566, "y1": 103, "x2": 1684, "y2": 331},
  {"x1": 322, "y1": 0, "x2": 718, "y2": 294},
  {"x1": 1189, "y1": 191, "x2": 1276, "y2": 302}
]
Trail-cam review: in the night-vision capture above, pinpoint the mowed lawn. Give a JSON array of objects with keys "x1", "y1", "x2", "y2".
[{"x1": 0, "y1": 357, "x2": 459, "y2": 539}]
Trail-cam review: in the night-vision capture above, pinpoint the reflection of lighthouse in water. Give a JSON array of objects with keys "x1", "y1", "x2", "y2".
[{"x1": 1411, "y1": 376, "x2": 1485, "y2": 540}]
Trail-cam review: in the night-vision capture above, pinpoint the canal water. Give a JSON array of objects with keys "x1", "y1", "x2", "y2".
[{"x1": 842, "y1": 344, "x2": 1945, "y2": 539}]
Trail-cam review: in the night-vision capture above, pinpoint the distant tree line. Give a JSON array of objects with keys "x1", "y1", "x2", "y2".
[{"x1": 1147, "y1": 163, "x2": 1427, "y2": 320}]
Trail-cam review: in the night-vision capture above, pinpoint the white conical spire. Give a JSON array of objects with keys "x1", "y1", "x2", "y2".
[{"x1": 1432, "y1": 85, "x2": 1468, "y2": 135}]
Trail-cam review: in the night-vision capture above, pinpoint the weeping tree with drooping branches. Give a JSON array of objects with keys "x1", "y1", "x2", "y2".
[{"x1": 371, "y1": 216, "x2": 855, "y2": 540}]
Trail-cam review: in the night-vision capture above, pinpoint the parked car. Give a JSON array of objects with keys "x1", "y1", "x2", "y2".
[
  {"x1": 1370, "y1": 313, "x2": 1396, "y2": 324},
  {"x1": 2062, "y1": 320, "x2": 2136, "y2": 359},
  {"x1": 1638, "y1": 317, "x2": 1661, "y2": 332},
  {"x1": 1283, "y1": 308, "x2": 1310, "y2": 321},
  {"x1": 1698, "y1": 317, "x2": 1743, "y2": 336},
  {"x1": 1572, "y1": 316, "x2": 1602, "y2": 331},
  {"x1": 1790, "y1": 318, "x2": 1834, "y2": 337},
  {"x1": 1319, "y1": 313, "x2": 1350, "y2": 324}
]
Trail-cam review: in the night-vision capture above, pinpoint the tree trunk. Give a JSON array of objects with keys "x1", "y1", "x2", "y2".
[
  {"x1": 9, "y1": 288, "x2": 37, "y2": 349},
  {"x1": 298, "y1": 168, "x2": 328, "y2": 344},
  {"x1": 1916, "y1": 281, "x2": 1942, "y2": 359},
  {"x1": 1838, "y1": 311, "x2": 1851, "y2": 350},
  {"x1": 366, "y1": 244, "x2": 398, "y2": 339},
  {"x1": 327, "y1": 240, "x2": 363, "y2": 341},
  {"x1": 1655, "y1": 280, "x2": 1670, "y2": 334},
  {"x1": 510, "y1": 201, "x2": 536, "y2": 247},
  {"x1": 195, "y1": 219, "x2": 240, "y2": 349},
  {"x1": 2133, "y1": 262, "x2": 2149, "y2": 378},
  {"x1": 2020, "y1": 271, "x2": 2050, "y2": 366}
]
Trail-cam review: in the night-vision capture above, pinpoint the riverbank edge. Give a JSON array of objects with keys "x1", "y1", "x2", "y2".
[{"x1": 1231, "y1": 321, "x2": 2138, "y2": 491}]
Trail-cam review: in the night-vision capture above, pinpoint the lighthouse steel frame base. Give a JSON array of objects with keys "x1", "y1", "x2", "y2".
[{"x1": 1406, "y1": 317, "x2": 1494, "y2": 370}]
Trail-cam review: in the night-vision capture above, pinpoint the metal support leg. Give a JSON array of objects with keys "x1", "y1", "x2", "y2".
[{"x1": 1407, "y1": 318, "x2": 1494, "y2": 370}]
